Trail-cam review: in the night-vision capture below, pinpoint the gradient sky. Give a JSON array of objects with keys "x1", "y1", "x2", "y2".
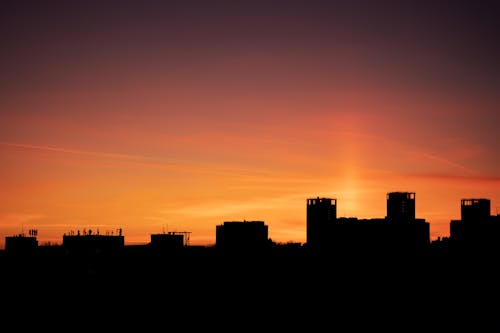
[{"x1": 1, "y1": 0, "x2": 499, "y2": 248}]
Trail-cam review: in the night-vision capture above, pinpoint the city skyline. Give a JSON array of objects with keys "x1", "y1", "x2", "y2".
[
  {"x1": 1, "y1": 0, "x2": 499, "y2": 248},
  {"x1": 1, "y1": 191, "x2": 496, "y2": 249}
]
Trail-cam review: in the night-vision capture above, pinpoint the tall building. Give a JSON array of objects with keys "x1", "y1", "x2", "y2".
[
  {"x1": 306, "y1": 193, "x2": 429, "y2": 257},
  {"x1": 460, "y1": 198, "x2": 490, "y2": 222},
  {"x1": 450, "y1": 198, "x2": 499, "y2": 256},
  {"x1": 385, "y1": 191, "x2": 429, "y2": 255},
  {"x1": 386, "y1": 192, "x2": 416, "y2": 222},
  {"x1": 306, "y1": 197, "x2": 336, "y2": 249}
]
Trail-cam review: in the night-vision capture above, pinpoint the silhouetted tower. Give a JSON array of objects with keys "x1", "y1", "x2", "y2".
[
  {"x1": 306, "y1": 197, "x2": 336, "y2": 249},
  {"x1": 450, "y1": 198, "x2": 491, "y2": 242},
  {"x1": 386, "y1": 192, "x2": 415, "y2": 222},
  {"x1": 461, "y1": 198, "x2": 490, "y2": 222},
  {"x1": 450, "y1": 198, "x2": 498, "y2": 256}
]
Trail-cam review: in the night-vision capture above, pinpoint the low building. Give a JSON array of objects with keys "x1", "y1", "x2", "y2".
[
  {"x1": 149, "y1": 231, "x2": 190, "y2": 253},
  {"x1": 5, "y1": 230, "x2": 39, "y2": 255},
  {"x1": 216, "y1": 220, "x2": 270, "y2": 254},
  {"x1": 62, "y1": 228, "x2": 124, "y2": 256}
]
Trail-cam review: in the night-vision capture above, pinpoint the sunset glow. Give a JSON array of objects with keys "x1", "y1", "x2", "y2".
[{"x1": 1, "y1": 0, "x2": 499, "y2": 248}]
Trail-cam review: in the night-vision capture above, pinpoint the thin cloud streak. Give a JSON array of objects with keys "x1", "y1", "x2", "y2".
[
  {"x1": 328, "y1": 131, "x2": 478, "y2": 174},
  {"x1": 0, "y1": 141, "x2": 276, "y2": 176},
  {"x1": 243, "y1": 122, "x2": 477, "y2": 174},
  {"x1": 408, "y1": 150, "x2": 476, "y2": 174},
  {"x1": 406, "y1": 173, "x2": 500, "y2": 183},
  {"x1": 0, "y1": 141, "x2": 151, "y2": 160}
]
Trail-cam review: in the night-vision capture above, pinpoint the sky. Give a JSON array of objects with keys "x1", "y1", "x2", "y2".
[{"x1": 1, "y1": 0, "x2": 499, "y2": 248}]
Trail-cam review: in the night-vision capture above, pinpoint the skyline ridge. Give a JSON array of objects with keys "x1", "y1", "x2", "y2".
[{"x1": 2, "y1": 191, "x2": 497, "y2": 249}]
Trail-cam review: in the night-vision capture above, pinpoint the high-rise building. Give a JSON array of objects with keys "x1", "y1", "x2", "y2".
[
  {"x1": 386, "y1": 192, "x2": 416, "y2": 222},
  {"x1": 306, "y1": 197, "x2": 336, "y2": 249},
  {"x1": 306, "y1": 193, "x2": 429, "y2": 257},
  {"x1": 461, "y1": 198, "x2": 490, "y2": 222},
  {"x1": 450, "y1": 198, "x2": 499, "y2": 256}
]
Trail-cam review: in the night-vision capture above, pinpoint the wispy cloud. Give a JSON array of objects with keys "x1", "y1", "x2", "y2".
[
  {"x1": 0, "y1": 141, "x2": 277, "y2": 176},
  {"x1": 408, "y1": 149, "x2": 475, "y2": 174},
  {"x1": 330, "y1": 131, "x2": 477, "y2": 174},
  {"x1": 406, "y1": 173, "x2": 500, "y2": 183},
  {"x1": 0, "y1": 141, "x2": 151, "y2": 160}
]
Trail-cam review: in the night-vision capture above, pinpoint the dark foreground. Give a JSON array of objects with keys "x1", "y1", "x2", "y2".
[{"x1": 1, "y1": 248, "x2": 499, "y2": 331}]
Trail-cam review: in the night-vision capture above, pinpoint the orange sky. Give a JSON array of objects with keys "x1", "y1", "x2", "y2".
[{"x1": 1, "y1": 0, "x2": 499, "y2": 248}]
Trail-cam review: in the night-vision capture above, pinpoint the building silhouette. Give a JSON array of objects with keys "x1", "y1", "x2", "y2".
[
  {"x1": 306, "y1": 192, "x2": 430, "y2": 257},
  {"x1": 306, "y1": 197, "x2": 336, "y2": 252},
  {"x1": 215, "y1": 220, "x2": 270, "y2": 254},
  {"x1": 460, "y1": 198, "x2": 490, "y2": 222},
  {"x1": 62, "y1": 228, "x2": 124, "y2": 256},
  {"x1": 149, "y1": 231, "x2": 191, "y2": 253},
  {"x1": 4, "y1": 229, "x2": 38, "y2": 255},
  {"x1": 1, "y1": 193, "x2": 498, "y2": 263},
  {"x1": 450, "y1": 198, "x2": 500, "y2": 257},
  {"x1": 386, "y1": 191, "x2": 416, "y2": 222}
]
